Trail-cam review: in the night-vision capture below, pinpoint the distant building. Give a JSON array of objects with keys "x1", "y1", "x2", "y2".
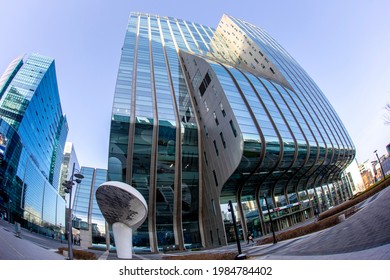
[
  {"x1": 58, "y1": 142, "x2": 80, "y2": 203},
  {"x1": 343, "y1": 159, "x2": 365, "y2": 194},
  {"x1": 373, "y1": 160, "x2": 384, "y2": 181},
  {"x1": 72, "y1": 167, "x2": 108, "y2": 249},
  {"x1": 374, "y1": 149, "x2": 389, "y2": 179},
  {"x1": 0, "y1": 54, "x2": 67, "y2": 235},
  {"x1": 382, "y1": 156, "x2": 390, "y2": 177},
  {"x1": 359, "y1": 160, "x2": 376, "y2": 188}
]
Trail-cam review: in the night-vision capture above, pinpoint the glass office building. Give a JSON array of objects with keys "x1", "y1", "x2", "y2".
[
  {"x1": 108, "y1": 13, "x2": 355, "y2": 251},
  {"x1": 58, "y1": 142, "x2": 80, "y2": 200},
  {"x1": 0, "y1": 53, "x2": 67, "y2": 236},
  {"x1": 72, "y1": 167, "x2": 109, "y2": 248}
]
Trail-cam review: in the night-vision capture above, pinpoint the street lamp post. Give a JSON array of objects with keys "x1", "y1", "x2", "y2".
[
  {"x1": 263, "y1": 194, "x2": 277, "y2": 244},
  {"x1": 59, "y1": 223, "x2": 62, "y2": 243},
  {"x1": 7, "y1": 199, "x2": 12, "y2": 224},
  {"x1": 227, "y1": 200, "x2": 246, "y2": 259},
  {"x1": 62, "y1": 162, "x2": 84, "y2": 260},
  {"x1": 374, "y1": 150, "x2": 386, "y2": 180}
]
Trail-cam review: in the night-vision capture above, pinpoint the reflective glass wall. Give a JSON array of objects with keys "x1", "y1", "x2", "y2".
[
  {"x1": 0, "y1": 118, "x2": 65, "y2": 236},
  {"x1": 108, "y1": 12, "x2": 356, "y2": 249},
  {"x1": 0, "y1": 54, "x2": 68, "y2": 190},
  {"x1": 109, "y1": 13, "x2": 203, "y2": 252},
  {"x1": 0, "y1": 53, "x2": 68, "y2": 238},
  {"x1": 72, "y1": 167, "x2": 108, "y2": 248}
]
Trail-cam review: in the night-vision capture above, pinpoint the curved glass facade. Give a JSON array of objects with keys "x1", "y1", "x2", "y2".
[{"x1": 108, "y1": 13, "x2": 355, "y2": 250}]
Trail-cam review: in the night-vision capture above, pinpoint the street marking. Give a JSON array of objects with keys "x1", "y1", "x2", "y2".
[{"x1": 98, "y1": 250, "x2": 110, "y2": 260}]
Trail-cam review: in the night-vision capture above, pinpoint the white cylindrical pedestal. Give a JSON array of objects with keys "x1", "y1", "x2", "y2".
[
  {"x1": 96, "y1": 182, "x2": 148, "y2": 260},
  {"x1": 112, "y1": 222, "x2": 133, "y2": 259}
]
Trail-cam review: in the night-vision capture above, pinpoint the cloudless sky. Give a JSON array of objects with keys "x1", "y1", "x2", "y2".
[{"x1": 0, "y1": 0, "x2": 389, "y2": 169}]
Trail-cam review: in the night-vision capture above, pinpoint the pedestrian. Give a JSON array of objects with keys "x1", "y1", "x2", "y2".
[
  {"x1": 314, "y1": 208, "x2": 319, "y2": 218},
  {"x1": 247, "y1": 232, "x2": 254, "y2": 244}
]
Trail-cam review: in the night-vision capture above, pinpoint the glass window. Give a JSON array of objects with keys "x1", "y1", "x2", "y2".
[
  {"x1": 220, "y1": 103, "x2": 226, "y2": 117},
  {"x1": 213, "y1": 170, "x2": 218, "y2": 186},
  {"x1": 229, "y1": 120, "x2": 237, "y2": 137},
  {"x1": 213, "y1": 140, "x2": 219, "y2": 156},
  {"x1": 213, "y1": 112, "x2": 219, "y2": 126},
  {"x1": 220, "y1": 132, "x2": 226, "y2": 149}
]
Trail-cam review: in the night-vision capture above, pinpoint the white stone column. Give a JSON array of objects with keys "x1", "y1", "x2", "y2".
[{"x1": 112, "y1": 222, "x2": 133, "y2": 259}]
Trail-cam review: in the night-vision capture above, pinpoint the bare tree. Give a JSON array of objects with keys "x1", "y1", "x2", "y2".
[{"x1": 386, "y1": 103, "x2": 390, "y2": 125}]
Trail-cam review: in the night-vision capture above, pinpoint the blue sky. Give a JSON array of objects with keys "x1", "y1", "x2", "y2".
[{"x1": 0, "y1": 0, "x2": 389, "y2": 169}]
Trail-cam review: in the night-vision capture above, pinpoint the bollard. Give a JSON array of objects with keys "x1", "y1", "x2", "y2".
[
  {"x1": 338, "y1": 214, "x2": 346, "y2": 223},
  {"x1": 14, "y1": 222, "x2": 21, "y2": 237}
]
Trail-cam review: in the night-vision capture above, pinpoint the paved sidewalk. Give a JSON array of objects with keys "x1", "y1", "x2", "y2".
[
  {"x1": 2, "y1": 186, "x2": 389, "y2": 260},
  {"x1": 2, "y1": 217, "x2": 389, "y2": 260},
  {"x1": 249, "y1": 243, "x2": 390, "y2": 260},
  {"x1": 0, "y1": 220, "x2": 65, "y2": 260}
]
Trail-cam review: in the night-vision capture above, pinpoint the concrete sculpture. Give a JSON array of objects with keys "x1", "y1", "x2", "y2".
[{"x1": 96, "y1": 181, "x2": 148, "y2": 259}]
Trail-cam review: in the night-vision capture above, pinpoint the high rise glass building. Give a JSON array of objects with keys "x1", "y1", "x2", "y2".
[
  {"x1": 0, "y1": 53, "x2": 67, "y2": 235},
  {"x1": 108, "y1": 13, "x2": 355, "y2": 251},
  {"x1": 0, "y1": 53, "x2": 68, "y2": 189},
  {"x1": 72, "y1": 167, "x2": 108, "y2": 248},
  {"x1": 58, "y1": 142, "x2": 80, "y2": 200}
]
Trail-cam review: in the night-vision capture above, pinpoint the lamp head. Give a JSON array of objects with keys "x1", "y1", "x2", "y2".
[{"x1": 74, "y1": 173, "x2": 84, "y2": 179}]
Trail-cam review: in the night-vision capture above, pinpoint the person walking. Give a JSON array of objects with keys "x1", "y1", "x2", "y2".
[{"x1": 247, "y1": 232, "x2": 254, "y2": 244}]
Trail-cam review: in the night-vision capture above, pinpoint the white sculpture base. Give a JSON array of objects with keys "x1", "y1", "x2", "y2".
[
  {"x1": 112, "y1": 222, "x2": 133, "y2": 259},
  {"x1": 96, "y1": 182, "x2": 148, "y2": 260}
]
